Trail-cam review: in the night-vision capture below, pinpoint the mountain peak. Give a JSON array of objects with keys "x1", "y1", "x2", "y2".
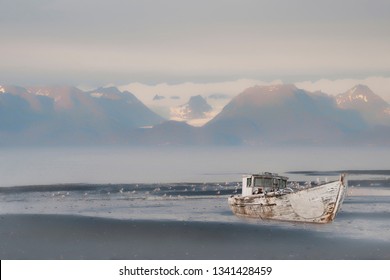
[
  {"x1": 242, "y1": 84, "x2": 296, "y2": 94},
  {"x1": 170, "y1": 95, "x2": 212, "y2": 120},
  {"x1": 91, "y1": 86, "x2": 122, "y2": 95},
  {"x1": 336, "y1": 85, "x2": 390, "y2": 125},
  {"x1": 350, "y1": 84, "x2": 371, "y2": 93},
  {"x1": 27, "y1": 85, "x2": 83, "y2": 96},
  {"x1": 230, "y1": 84, "x2": 305, "y2": 108},
  {"x1": 188, "y1": 95, "x2": 212, "y2": 113},
  {"x1": 0, "y1": 85, "x2": 30, "y2": 95},
  {"x1": 337, "y1": 85, "x2": 387, "y2": 106},
  {"x1": 87, "y1": 86, "x2": 124, "y2": 100},
  {"x1": 343, "y1": 84, "x2": 375, "y2": 101}
]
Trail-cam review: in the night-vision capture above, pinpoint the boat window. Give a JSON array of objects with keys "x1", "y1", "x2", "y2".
[
  {"x1": 254, "y1": 177, "x2": 272, "y2": 189},
  {"x1": 247, "y1": 178, "x2": 252, "y2": 187}
]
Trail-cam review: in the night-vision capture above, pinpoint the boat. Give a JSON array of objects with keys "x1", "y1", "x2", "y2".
[{"x1": 228, "y1": 172, "x2": 348, "y2": 223}]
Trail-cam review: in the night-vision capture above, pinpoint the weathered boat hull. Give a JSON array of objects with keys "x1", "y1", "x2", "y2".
[{"x1": 228, "y1": 178, "x2": 348, "y2": 224}]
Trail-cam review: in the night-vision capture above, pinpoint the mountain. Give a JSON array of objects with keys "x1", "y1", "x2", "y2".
[
  {"x1": 336, "y1": 85, "x2": 390, "y2": 126},
  {"x1": 171, "y1": 95, "x2": 212, "y2": 120},
  {"x1": 1, "y1": 83, "x2": 389, "y2": 146},
  {"x1": 0, "y1": 85, "x2": 56, "y2": 144},
  {"x1": 0, "y1": 85, "x2": 164, "y2": 144},
  {"x1": 204, "y1": 84, "x2": 368, "y2": 145},
  {"x1": 85, "y1": 86, "x2": 164, "y2": 128}
]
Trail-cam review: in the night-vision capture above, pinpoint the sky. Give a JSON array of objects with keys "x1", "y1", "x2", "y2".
[{"x1": 1, "y1": 0, "x2": 390, "y2": 98}]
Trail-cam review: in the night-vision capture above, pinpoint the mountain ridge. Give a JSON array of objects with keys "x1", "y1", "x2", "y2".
[
  {"x1": 0, "y1": 83, "x2": 389, "y2": 146},
  {"x1": 0, "y1": 85, "x2": 165, "y2": 145}
]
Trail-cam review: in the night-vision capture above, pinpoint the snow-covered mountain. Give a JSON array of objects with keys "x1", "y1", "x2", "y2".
[
  {"x1": 336, "y1": 84, "x2": 390, "y2": 125},
  {"x1": 0, "y1": 85, "x2": 164, "y2": 144},
  {"x1": 137, "y1": 93, "x2": 227, "y2": 126},
  {"x1": 170, "y1": 95, "x2": 213, "y2": 126},
  {"x1": 1, "y1": 83, "x2": 389, "y2": 146},
  {"x1": 204, "y1": 84, "x2": 369, "y2": 145}
]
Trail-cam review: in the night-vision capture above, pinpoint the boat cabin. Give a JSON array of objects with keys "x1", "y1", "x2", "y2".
[{"x1": 241, "y1": 172, "x2": 288, "y2": 196}]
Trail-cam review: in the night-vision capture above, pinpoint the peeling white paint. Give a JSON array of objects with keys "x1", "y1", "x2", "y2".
[{"x1": 228, "y1": 174, "x2": 348, "y2": 223}]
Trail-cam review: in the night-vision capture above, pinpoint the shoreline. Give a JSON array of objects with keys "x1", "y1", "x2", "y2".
[{"x1": 1, "y1": 213, "x2": 389, "y2": 260}]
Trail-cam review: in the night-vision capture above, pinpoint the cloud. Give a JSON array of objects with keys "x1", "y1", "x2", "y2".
[
  {"x1": 1, "y1": 1, "x2": 389, "y2": 85},
  {"x1": 118, "y1": 79, "x2": 282, "y2": 104}
]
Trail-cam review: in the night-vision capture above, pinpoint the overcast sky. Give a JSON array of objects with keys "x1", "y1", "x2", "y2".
[{"x1": 1, "y1": 0, "x2": 390, "y2": 87}]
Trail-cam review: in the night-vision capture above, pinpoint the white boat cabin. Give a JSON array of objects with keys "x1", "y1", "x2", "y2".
[{"x1": 242, "y1": 172, "x2": 288, "y2": 196}]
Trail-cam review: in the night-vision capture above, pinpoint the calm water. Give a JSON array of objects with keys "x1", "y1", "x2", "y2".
[{"x1": 0, "y1": 146, "x2": 389, "y2": 187}]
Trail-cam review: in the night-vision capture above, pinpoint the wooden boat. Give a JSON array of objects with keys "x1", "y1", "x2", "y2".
[{"x1": 228, "y1": 172, "x2": 347, "y2": 223}]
